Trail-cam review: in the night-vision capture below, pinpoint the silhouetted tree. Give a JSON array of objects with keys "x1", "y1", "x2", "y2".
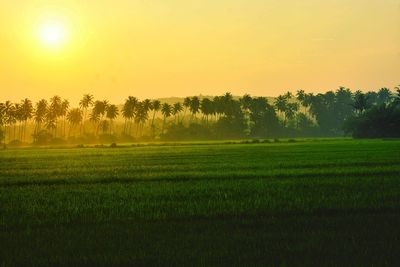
[
  {"x1": 122, "y1": 96, "x2": 138, "y2": 136},
  {"x1": 150, "y1": 100, "x2": 161, "y2": 136},
  {"x1": 172, "y1": 102, "x2": 183, "y2": 123},
  {"x1": 352, "y1": 91, "x2": 369, "y2": 114},
  {"x1": 189, "y1": 96, "x2": 200, "y2": 122},
  {"x1": 182, "y1": 97, "x2": 191, "y2": 123},
  {"x1": 34, "y1": 99, "x2": 47, "y2": 137},
  {"x1": 106, "y1": 104, "x2": 119, "y2": 134},
  {"x1": 161, "y1": 103, "x2": 172, "y2": 135},
  {"x1": 67, "y1": 108, "x2": 83, "y2": 137},
  {"x1": 79, "y1": 94, "x2": 94, "y2": 134}
]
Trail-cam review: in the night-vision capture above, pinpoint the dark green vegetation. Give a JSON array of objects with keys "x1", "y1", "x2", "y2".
[
  {"x1": 1, "y1": 139, "x2": 400, "y2": 266},
  {"x1": 0, "y1": 86, "x2": 399, "y2": 147}
]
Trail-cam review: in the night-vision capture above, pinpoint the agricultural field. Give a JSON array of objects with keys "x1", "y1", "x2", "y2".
[{"x1": 0, "y1": 139, "x2": 400, "y2": 266}]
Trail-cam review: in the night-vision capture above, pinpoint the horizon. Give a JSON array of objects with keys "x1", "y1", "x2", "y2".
[{"x1": 0, "y1": 86, "x2": 398, "y2": 107}]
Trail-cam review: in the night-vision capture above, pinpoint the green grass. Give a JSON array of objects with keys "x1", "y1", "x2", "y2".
[{"x1": 1, "y1": 139, "x2": 400, "y2": 266}]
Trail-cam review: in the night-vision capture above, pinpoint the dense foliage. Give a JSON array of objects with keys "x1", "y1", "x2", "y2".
[{"x1": 0, "y1": 86, "x2": 399, "y2": 145}]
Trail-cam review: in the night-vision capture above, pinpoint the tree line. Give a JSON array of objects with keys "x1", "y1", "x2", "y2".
[{"x1": 0, "y1": 86, "x2": 399, "y2": 147}]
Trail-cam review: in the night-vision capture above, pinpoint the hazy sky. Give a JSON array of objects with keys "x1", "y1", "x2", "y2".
[{"x1": 0, "y1": 0, "x2": 399, "y2": 104}]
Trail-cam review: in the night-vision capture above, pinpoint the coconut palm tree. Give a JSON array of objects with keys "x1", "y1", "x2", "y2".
[
  {"x1": 151, "y1": 100, "x2": 161, "y2": 132},
  {"x1": 377, "y1": 88, "x2": 392, "y2": 105},
  {"x1": 352, "y1": 91, "x2": 369, "y2": 114},
  {"x1": 67, "y1": 108, "x2": 83, "y2": 137},
  {"x1": 13, "y1": 103, "x2": 23, "y2": 141},
  {"x1": 20, "y1": 98, "x2": 33, "y2": 142},
  {"x1": 285, "y1": 102, "x2": 299, "y2": 126},
  {"x1": 296, "y1": 89, "x2": 307, "y2": 113},
  {"x1": 89, "y1": 110, "x2": 100, "y2": 134},
  {"x1": 106, "y1": 104, "x2": 119, "y2": 134},
  {"x1": 122, "y1": 96, "x2": 138, "y2": 136},
  {"x1": 182, "y1": 97, "x2": 191, "y2": 123},
  {"x1": 189, "y1": 96, "x2": 200, "y2": 122},
  {"x1": 240, "y1": 94, "x2": 252, "y2": 111},
  {"x1": 60, "y1": 99, "x2": 69, "y2": 138},
  {"x1": 200, "y1": 98, "x2": 213, "y2": 124},
  {"x1": 134, "y1": 102, "x2": 149, "y2": 137},
  {"x1": 142, "y1": 99, "x2": 152, "y2": 113},
  {"x1": 274, "y1": 95, "x2": 288, "y2": 123},
  {"x1": 392, "y1": 85, "x2": 400, "y2": 106},
  {"x1": 34, "y1": 99, "x2": 48, "y2": 137},
  {"x1": 92, "y1": 100, "x2": 109, "y2": 135},
  {"x1": 6, "y1": 102, "x2": 17, "y2": 142},
  {"x1": 49, "y1": 96, "x2": 62, "y2": 137},
  {"x1": 161, "y1": 103, "x2": 172, "y2": 135},
  {"x1": 172, "y1": 102, "x2": 183, "y2": 123},
  {"x1": 0, "y1": 103, "x2": 5, "y2": 148},
  {"x1": 79, "y1": 94, "x2": 94, "y2": 134},
  {"x1": 213, "y1": 96, "x2": 224, "y2": 120}
]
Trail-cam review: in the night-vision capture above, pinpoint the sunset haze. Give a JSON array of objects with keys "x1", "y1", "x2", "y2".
[{"x1": 1, "y1": 0, "x2": 399, "y2": 103}]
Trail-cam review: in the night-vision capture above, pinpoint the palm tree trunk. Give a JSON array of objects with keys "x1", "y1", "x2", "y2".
[
  {"x1": 162, "y1": 117, "x2": 166, "y2": 135},
  {"x1": 181, "y1": 108, "x2": 187, "y2": 124}
]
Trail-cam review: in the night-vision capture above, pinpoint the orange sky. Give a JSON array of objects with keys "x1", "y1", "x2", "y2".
[{"x1": 0, "y1": 0, "x2": 399, "y2": 104}]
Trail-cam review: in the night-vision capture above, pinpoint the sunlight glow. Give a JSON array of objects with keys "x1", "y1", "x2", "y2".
[{"x1": 38, "y1": 21, "x2": 67, "y2": 48}]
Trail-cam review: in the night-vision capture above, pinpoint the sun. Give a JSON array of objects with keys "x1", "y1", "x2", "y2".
[{"x1": 38, "y1": 21, "x2": 67, "y2": 48}]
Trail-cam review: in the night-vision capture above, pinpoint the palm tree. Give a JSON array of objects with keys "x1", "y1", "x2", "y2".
[
  {"x1": 79, "y1": 94, "x2": 94, "y2": 134},
  {"x1": 296, "y1": 90, "x2": 307, "y2": 113},
  {"x1": 122, "y1": 96, "x2": 138, "y2": 136},
  {"x1": 34, "y1": 99, "x2": 48, "y2": 137},
  {"x1": 20, "y1": 98, "x2": 33, "y2": 142},
  {"x1": 285, "y1": 102, "x2": 299, "y2": 126},
  {"x1": 200, "y1": 98, "x2": 214, "y2": 124},
  {"x1": 149, "y1": 100, "x2": 161, "y2": 137},
  {"x1": 172, "y1": 102, "x2": 183, "y2": 123},
  {"x1": 142, "y1": 99, "x2": 152, "y2": 113},
  {"x1": 92, "y1": 100, "x2": 109, "y2": 135},
  {"x1": 161, "y1": 103, "x2": 172, "y2": 135},
  {"x1": 3, "y1": 101, "x2": 14, "y2": 145},
  {"x1": 49, "y1": 96, "x2": 62, "y2": 137},
  {"x1": 14, "y1": 103, "x2": 23, "y2": 140},
  {"x1": 240, "y1": 94, "x2": 252, "y2": 111},
  {"x1": 134, "y1": 102, "x2": 149, "y2": 137},
  {"x1": 284, "y1": 91, "x2": 293, "y2": 99},
  {"x1": 189, "y1": 96, "x2": 200, "y2": 122},
  {"x1": 60, "y1": 99, "x2": 69, "y2": 138},
  {"x1": 377, "y1": 88, "x2": 392, "y2": 105},
  {"x1": 393, "y1": 85, "x2": 400, "y2": 106},
  {"x1": 89, "y1": 110, "x2": 100, "y2": 135},
  {"x1": 45, "y1": 109, "x2": 56, "y2": 135},
  {"x1": 240, "y1": 94, "x2": 252, "y2": 128},
  {"x1": 182, "y1": 97, "x2": 191, "y2": 123},
  {"x1": 67, "y1": 108, "x2": 83, "y2": 137},
  {"x1": 274, "y1": 95, "x2": 288, "y2": 124},
  {"x1": 106, "y1": 104, "x2": 119, "y2": 134},
  {"x1": 353, "y1": 91, "x2": 369, "y2": 114},
  {"x1": 213, "y1": 96, "x2": 224, "y2": 120},
  {"x1": 0, "y1": 103, "x2": 5, "y2": 148}
]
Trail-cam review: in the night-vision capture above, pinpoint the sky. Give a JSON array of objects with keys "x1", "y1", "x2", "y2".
[{"x1": 0, "y1": 0, "x2": 399, "y2": 104}]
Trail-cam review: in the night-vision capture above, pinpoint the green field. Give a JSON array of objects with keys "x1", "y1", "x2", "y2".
[{"x1": 1, "y1": 139, "x2": 400, "y2": 266}]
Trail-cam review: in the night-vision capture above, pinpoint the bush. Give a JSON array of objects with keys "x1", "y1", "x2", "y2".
[
  {"x1": 99, "y1": 134, "x2": 117, "y2": 143},
  {"x1": 32, "y1": 130, "x2": 53, "y2": 145},
  {"x1": 8, "y1": 140, "x2": 23, "y2": 147}
]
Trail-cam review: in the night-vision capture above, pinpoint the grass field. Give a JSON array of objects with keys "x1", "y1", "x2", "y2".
[{"x1": 1, "y1": 139, "x2": 400, "y2": 266}]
